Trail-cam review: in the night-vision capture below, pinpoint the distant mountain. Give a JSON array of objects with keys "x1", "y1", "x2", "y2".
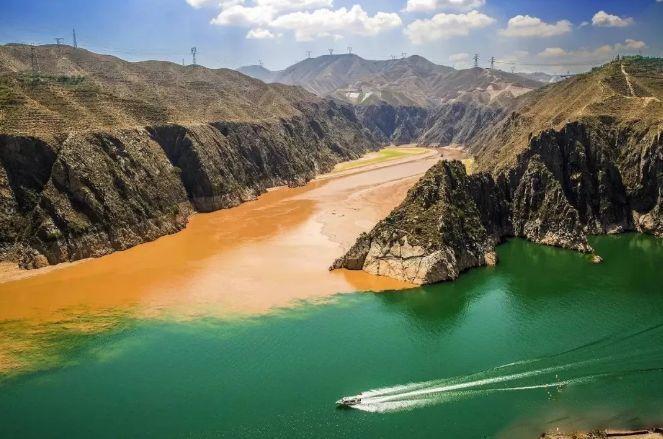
[
  {"x1": 335, "y1": 57, "x2": 663, "y2": 284},
  {"x1": 516, "y1": 71, "x2": 564, "y2": 84},
  {"x1": 242, "y1": 54, "x2": 544, "y2": 107},
  {"x1": 236, "y1": 64, "x2": 280, "y2": 83}
]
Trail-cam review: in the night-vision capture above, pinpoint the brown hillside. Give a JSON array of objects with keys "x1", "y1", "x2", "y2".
[{"x1": 0, "y1": 44, "x2": 318, "y2": 138}]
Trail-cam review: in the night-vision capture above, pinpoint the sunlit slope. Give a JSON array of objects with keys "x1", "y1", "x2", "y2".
[
  {"x1": 0, "y1": 44, "x2": 318, "y2": 136},
  {"x1": 473, "y1": 57, "x2": 663, "y2": 174}
]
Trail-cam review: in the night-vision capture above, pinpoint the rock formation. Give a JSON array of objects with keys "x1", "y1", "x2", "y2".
[
  {"x1": 0, "y1": 44, "x2": 375, "y2": 268},
  {"x1": 334, "y1": 57, "x2": 662, "y2": 284}
]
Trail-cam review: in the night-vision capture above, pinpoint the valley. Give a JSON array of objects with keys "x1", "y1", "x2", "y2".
[{"x1": 0, "y1": 33, "x2": 661, "y2": 438}]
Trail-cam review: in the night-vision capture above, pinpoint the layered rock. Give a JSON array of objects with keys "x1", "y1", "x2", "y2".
[
  {"x1": 332, "y1": 161, "x2": 502, "y2": 284},
  {"x1": 334, "y1": 58, "x2": 662, "y2": 285},
  {"x1": 0, "y1": 101, "x2": 374, "y2": 268}
]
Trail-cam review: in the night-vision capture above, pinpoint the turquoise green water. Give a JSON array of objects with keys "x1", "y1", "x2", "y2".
[{"x1": 1, "y1": 234, "x2": 662, "y2": 438}]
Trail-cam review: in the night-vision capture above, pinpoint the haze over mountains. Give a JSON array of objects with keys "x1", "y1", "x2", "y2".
[{"x1": 238, "y1": 53, "x2": 545, "y2": 107}]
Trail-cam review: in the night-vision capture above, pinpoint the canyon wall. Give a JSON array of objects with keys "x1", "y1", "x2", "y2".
[
  {"x1": 0, "y1": 101, "x2": 375, "y2": 268},
  {"x1": 333, "y1": 118, "x2": 662, "y2": 284}
]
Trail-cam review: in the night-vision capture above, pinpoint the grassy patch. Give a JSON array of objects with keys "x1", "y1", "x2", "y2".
[
  {"x1": 17, "y1": 72, "x2": 86, "y2": 87},
  {"x1": 333, "y1": 146, "x2": 429, "y2": 172},
  {"x1": 462, "y1": 158, "x2": 476, "y2": 175}
]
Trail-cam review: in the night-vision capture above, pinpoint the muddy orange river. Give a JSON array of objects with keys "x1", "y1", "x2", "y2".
[{"x1": 0, "y1": 149, "x2": 463, "y2": 330}]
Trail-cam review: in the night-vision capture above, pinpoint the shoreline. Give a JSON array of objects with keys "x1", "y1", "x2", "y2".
[
  {"x1": 0, "y1": 146, "x2": 459, "y2": 322},
  {"x1": 0, "y1": 145, "x2": 455, "y2": 285},
  {"x1": 542, "y1": 428, "x2": 663, "y2": 438}
]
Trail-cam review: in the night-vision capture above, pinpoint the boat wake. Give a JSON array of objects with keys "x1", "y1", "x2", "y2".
[{"x1": 341, "y1": 322, "x2": 663, "y2": 413}]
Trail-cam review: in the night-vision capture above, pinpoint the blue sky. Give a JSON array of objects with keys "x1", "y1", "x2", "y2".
[{"x1": 1, "y1": 0, "x2": 661, "y2": 73}]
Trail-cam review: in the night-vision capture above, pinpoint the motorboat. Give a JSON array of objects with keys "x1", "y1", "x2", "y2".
[{"x1": 336, "y1": 396, "x2": 362, "y2": 407}]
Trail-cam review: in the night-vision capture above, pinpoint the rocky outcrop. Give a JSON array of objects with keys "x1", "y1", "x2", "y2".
[
  {"x1": 418, "y1": 100, "x2": 508, "y2": 146},
  {"x1": 354, "y1": 104, "x2": 429, "y2": 145},
  {"x1": 0, "y1": 101, "x2": 375, "y2": 268},
  {"x1": 332, "y1": 161, "x2": 502, "y2": 284},
  {"x1": 335, "y1": 57, "x2": 662, "y2": 285},
  {"x1": 334, "y1": 119, "x2": 661, "y2": 284},
  {"x1": 354, "y1": 100, "x2": 512, "y2": 148}
]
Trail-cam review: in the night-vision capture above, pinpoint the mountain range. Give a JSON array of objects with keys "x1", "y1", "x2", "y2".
[
  {"x1": 238, "y1": 53, "x2": 544, "y2": 108},
  {"x1": 334, "y1": 56, "x2": 663, "y2": 284}
]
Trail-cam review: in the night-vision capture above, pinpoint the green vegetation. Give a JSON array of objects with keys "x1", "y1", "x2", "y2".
[
  {"x1": 0, "y1": 77, "x2": 20, "y2": 106},
  {"x1": 332, "y1": 146, "x2": 429, "y2": 172},
  {"x1": 17, "y1": 72, "x2": 86, "y2": 87}
]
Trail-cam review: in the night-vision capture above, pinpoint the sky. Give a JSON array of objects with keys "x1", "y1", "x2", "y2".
[{"x1": 1, "y1": 0, "x2": 662, "y2": 73}]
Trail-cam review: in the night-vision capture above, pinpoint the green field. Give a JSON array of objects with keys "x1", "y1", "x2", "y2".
[{"x1": 333, "y1": 146, "x2": 429, "y2": 172}]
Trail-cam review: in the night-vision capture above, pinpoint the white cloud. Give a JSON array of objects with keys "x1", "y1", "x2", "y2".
[
  {"x1": 255, "y1": 0, "x2": 332, "y2": 12},
  {"x1": 186, "y1": 0, "x2": 214, "y2": 7},
  {"x1": 538, "y1": 40, "x2": 646, "y2": 62},
  {"x1": 591, "y1": 10, "x2": 634, "y2": 27},
  {"x1": 404, "y1": 10, "x2": 495, "y2": 44},
  {"x1": 449, "y1": 52, "x2": 470, "y2": 62},
  {"x1": 539, "y1": 47, "x2": 568, "y2": 58},
  {"x1": 624, "y1": 39, "x2": 646, "y2": 49},
  {"x1": 404, "y1": 0, "x2": 485, "y2": 13},
  {"x1": 187, "y1": 0, "x2": 243, "y2": 8},
  {"x1": 500, "y1": 15, "x2": 572, "y2": 37},
  {"x1": 210, "y1": 0, "x2": 332, "y2": 26},
  {"x1": 270, "y1": 6, "x2": 402, "y2": 41},
  {"x1": 246, "y1": 28, "x2": 280, "y2": 39},
  {"x1": 212, "y1": 4, "x2": 274, "y2": 26}
]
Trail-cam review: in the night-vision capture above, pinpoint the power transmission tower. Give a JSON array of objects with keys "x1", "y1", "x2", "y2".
[
  {"x1": 490, "y1": 56, "x2": 495, "y2": 69},
  {"x1": 328, "y1": 48, "x2": 333, "y2": 55},
  {"x1": 259, "y1": 59, "x2": 263, "y2": 67},
  {"x1": 306, "y1": 51, "x2": 311, "y2": 58},
  {"x1": 347, "y1": 47, "x2": 352, "y2": 54},
  {"x1": 511, "y1": 66, "x2": 515, "y2": 73},
  {"x1": 401, "y1": 52, "x2": 407, "y2": 59},
  {"x1": 191, "y1": 47, "x2": 197, "y2": 65},
  {"x1": 72, "y1": 28, "x2": 77, "y2": 49},
  {"x1": 391, "y1": 54, "x2": 396, "y2": 60},
  {"x1": 55, "y1": 37, "x2": 64, "y2": 46},
  {"x1": 473, "y1": 54, "x2": 479, "y2": 68},
  {"x1": 182, "y1": 59, "x2": 185, "y2": 66}
]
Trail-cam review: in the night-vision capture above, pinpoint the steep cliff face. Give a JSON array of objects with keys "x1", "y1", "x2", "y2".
[
  {"x1": 335, "y1": 58, "x2": 662, "y2": 284},
  {"x1": 418, "y1": 100, "x2": 508, "y2": 146},
  {"x1": 354, "y1": 104, "x2": 429, "y2": 144},
  {"x1": 332, "y1": 161, "x2": 502, "y2": 284},
  {"x1": 0, "y1": 101, "x2": 374, "y2": 268},
  {"x1": 0, "y1": 44, "x2": 377, "y2": 268}
]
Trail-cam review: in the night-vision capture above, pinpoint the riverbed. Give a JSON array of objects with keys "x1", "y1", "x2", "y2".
[
  {"x1": 0, "y1": 147, "x2": 450, "y2": 375},
  {"x1": 0, "y1": 148, "x2": 661, "y2": 438}
]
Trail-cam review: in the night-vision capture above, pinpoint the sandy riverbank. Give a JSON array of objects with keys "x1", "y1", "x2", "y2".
[{"x1": 0, "y1": 146, "x2": 463, "y2": 324}]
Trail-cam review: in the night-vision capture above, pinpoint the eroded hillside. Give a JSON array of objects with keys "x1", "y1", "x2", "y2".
[
  {"x1": 0, "y1": 44, "x2": 375, "y2": 268},
  {"x1": 334, "y1": 57, "x2": 662, "y2": 284}
]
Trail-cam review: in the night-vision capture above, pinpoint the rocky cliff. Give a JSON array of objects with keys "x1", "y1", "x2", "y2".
[
  {"x1": 334, "y1": 57, "x2": 662, "y2": 284},
  {"x1": 0, "y1": 45, "x2": 375, "y2": 268}
]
